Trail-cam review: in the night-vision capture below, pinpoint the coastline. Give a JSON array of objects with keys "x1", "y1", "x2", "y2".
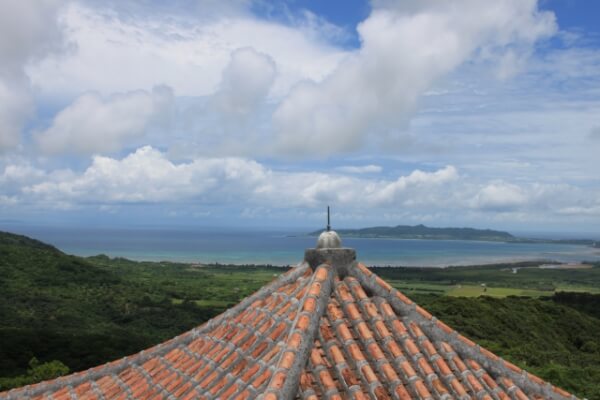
[
  {"x1": 77, "y1": 243, "x2": 600, "y2": 268},
  {"x1": 87, "y1": 254, "x2": 598, "y2": 270},
  {"x1": 3, "y1": 225, "x2": 600, "y2": 268}
]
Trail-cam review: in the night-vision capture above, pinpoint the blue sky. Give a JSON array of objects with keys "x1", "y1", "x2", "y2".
[{"x1": 1, "y1": 0, "x2": 600, "y2": 233}]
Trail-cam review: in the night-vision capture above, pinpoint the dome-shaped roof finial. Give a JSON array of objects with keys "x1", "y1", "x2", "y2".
[{"x1": 317, "y1": 205, "x2": 341, "y2": 249}]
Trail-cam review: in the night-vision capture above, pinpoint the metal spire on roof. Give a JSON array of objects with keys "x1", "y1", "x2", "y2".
[{"x1": 315, "y1": 206, "x2": 342, "y2": 249}]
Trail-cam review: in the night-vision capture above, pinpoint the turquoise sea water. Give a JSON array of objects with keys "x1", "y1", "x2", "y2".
[{"x1": 4, "y1": 225, "x2": 600, "y2": 267}]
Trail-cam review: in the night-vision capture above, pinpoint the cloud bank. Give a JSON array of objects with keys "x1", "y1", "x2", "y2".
[
  {"x1": 2, "y1": 146, "x2": 594, "y2": 223},
  {"x1": 21, "y1": 147, "x2": 457, "y2": 208},
  {"x1": 36, "y1": 86, "x2": 174, "y2": 155}
]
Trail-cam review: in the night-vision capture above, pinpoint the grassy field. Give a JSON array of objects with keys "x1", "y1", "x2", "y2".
[
  {"x1": 388, "y1": 281, "x2": 600, "y2": 298},
  {"x1": 374, "y1": 261, "x2": 600, "y2": 298},
  {"x1": 447, "y1": 285, "x2": 552, "y2": 297}
]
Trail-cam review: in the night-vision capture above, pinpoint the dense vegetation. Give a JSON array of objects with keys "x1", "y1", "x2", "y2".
[
  {"x1": 1, "y1": 231, "x2": 600, "y2": 398},
  {"x1": 414, "y1": 294, "x2": 600, "y2": 398},
  {"x1": 0, "y1": 231, "x2": 281, "y2": 390}
]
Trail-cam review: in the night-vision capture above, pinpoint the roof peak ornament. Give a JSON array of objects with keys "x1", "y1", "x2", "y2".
[
  {"x1": 307, "y1": 206, "x2": 355, "y2": 275},
  {"x1": 316, "y1": 206, "x2": 341, "y2": 249}
]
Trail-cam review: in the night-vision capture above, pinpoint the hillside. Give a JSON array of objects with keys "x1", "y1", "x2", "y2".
[
  {"x1": 0, "y1": 231, "x2": 226, "y2": 388},
  {"x1": 418, "y1": 294, "x2": 600, "y2": 398},
  {"x1": 311, "y1": 224, "x2": 515, "y2": 241},
  {"x1": 1, "y1": 231, "x2": 600, "y2": 398}
]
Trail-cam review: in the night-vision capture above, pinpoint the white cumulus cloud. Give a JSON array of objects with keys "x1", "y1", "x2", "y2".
[
  {"x1": 24, "y1": 146, "x2": 269, "y2": 203},
  {"x1": 273, "y1": 0, "x2": 556, "y2": 155},
  {"x1": 0, "y1": 81, "x2": 33, "y2": 151},
  {"x1": 475, "y1": 181, "x2": 530, "y2": 211},
  {"x1": 36, "y1": 86, "x2": 174, "y2": 155},
  {"x1": 211, "y1": 47, "x2": 276, "y2": 121}
]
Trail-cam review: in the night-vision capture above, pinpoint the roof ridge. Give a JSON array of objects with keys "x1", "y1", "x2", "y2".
[
  {"x1": 1, "y1": 262, "x2": 311, "y2": 400},
  {"x1": 187, "y1": 265, "x2": 314, "y2": 399},
  {"x1": 260, "y1": 263, "x2": 335, "y2": 400},
  {"x1": 347, "y1": 262, "x2": 576, "y2": 400}
]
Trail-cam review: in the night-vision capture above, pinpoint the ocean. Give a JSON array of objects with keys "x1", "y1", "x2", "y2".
[{"x1": 3, "y1": 225, "x2": 600, "y2": 267}]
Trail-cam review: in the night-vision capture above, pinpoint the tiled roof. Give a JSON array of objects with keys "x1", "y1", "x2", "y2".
[{"x1": 1, "y1": 247, "x2": 577, "y2": 400}]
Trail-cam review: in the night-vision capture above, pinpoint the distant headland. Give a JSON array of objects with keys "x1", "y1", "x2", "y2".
[
  {"x1": 310, "y1": 224, "x2": 514, "y2": 241},
  {"x1": 310, "y1": 224, "x2": 600, "y2": 246}
]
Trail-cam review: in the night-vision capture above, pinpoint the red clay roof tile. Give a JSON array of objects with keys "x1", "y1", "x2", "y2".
[
  {"x1": 414, "y1": 379, "x2": 432, "y2": 399},
  {"x1": 449, "y1": 377, "x2": 469, "y2": 397},
  {"x1": 434, "y1": 357, "x2": 452, "y2": 377},
  {"x1": 360, "y1": 364, "x2": 379, "y2": 384},
  {"x1": 383, "y1": 338, "x2": 404, "y2": 359},
  {"x1": 430, "y1": 377, "x2": 449, "y2": 396}
]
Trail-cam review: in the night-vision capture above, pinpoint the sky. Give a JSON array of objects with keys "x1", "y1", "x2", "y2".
[{"x1": 1, "y1": 0, "x2": 600, "y2": 232}]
